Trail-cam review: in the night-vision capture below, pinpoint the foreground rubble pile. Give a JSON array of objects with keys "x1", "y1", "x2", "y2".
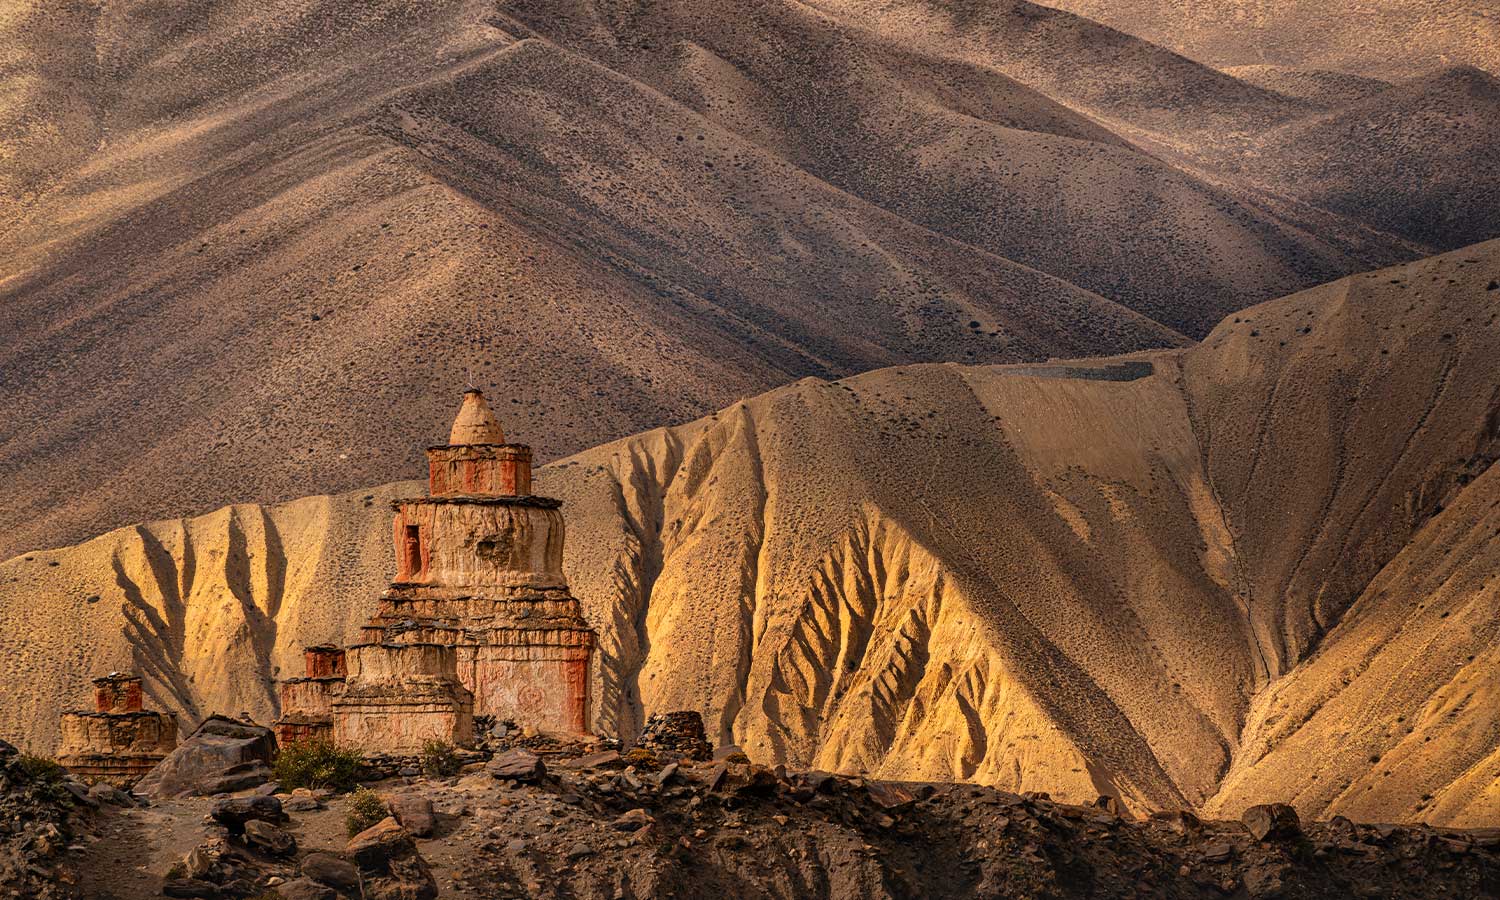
[
  {"x1": 0, "y1": 739, "x2": 112, "y2": 900},
  {"x1": 129, "y1": 744, "x2": 1500, "y2": 900}
]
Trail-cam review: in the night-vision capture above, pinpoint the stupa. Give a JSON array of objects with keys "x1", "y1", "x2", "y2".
[
  {"x1": 273, "y1": 645, "x2": 347, "y2": 745},
  {"x1": 316, "y1": 389, "x2": 596, "y2": 754},
  {"x1": 56, "y1": 673, "x2": 178, "y2": 785},
  {"x1": 366, "y1": 389, "x2": 596, "y2": 734}
]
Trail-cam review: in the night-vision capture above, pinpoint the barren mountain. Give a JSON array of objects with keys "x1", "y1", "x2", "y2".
[
  {"x1": 1220, "y1": 65, "x2": 1392, "y2": 108},
  {"x1": 1037, "y1": 0, "x2": 1500, "y2": 80},
  {"x1": 9, "y1": 0, "x2": 1493, "y2": 562},
  {"x1": 5, "y1": 240, "x2": 1497, "y2": 824},
  {"x1": 1242, "y1": 67, "x2": 1500, "y2": 251}
]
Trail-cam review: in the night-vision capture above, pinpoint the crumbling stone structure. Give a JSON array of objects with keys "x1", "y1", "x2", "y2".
[
  {"x1": 273, "y1": 645, "x2": 347, "y2": 745},
  {"x1": 360, "y1": 389, "x2": 597, "y2": 735},
  {"x1": 639, "y1": 711, "x2": 714, "y2": 761},
  {"x1": 316, "y1": 390, "x2": 595, "y2": 755},
  {"x1": 331, "y1": 643, "x2": 474, "y2": 754},
  {"x1": 56, "y1": 673, "x2": 177, "y2": 784}
]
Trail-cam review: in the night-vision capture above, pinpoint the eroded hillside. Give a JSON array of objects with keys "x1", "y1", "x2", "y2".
[
  {"x1": 11, "y1": 0, "x2": 1500, "y2": 563},
  {"x1": 4, "y1": 241, "x2": 1497, "y2": 824}
]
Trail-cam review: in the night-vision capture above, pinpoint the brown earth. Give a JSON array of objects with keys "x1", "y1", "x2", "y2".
[
  {"x1": 4, "y1": 240, "x2": 1498, "y2": 827},
  {"x1": 1035, "y1": 0, "x2": 1500, "y2": 80},
  {"x1": 7, "y1": 0, "x2": 1500, "y2": 563},
  {"x1": 61, "y1": 758, "x2": 1500, "y2": 900}
]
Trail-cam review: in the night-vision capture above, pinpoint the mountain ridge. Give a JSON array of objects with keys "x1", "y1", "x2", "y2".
[{"x1": 5, "y1": 239, "x2": 1497, "y2": 824}]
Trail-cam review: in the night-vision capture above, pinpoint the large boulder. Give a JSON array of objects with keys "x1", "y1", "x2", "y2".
[
  {"x1": 135, "y1": 715, "x2": 277, "y2": 799},
  {"x1": 346, "y1": 817, "x2": 437, "y2": 900},
  {"x1": 210, "y1": 796, "x2": 286, "y2": 832},
  {"x1": 1242, "y1": 803, "x2": 1302, "y2": 842}
]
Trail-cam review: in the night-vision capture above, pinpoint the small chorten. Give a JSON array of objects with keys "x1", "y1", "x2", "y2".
[
  {"x1": 273, "y1": 646, "x2": 347, "y2": 746},
  {"x1": 56, "y1": 674, "x2": 177, "y2": 785}
]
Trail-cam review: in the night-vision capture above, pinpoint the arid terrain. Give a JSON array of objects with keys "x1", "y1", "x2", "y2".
[
  {"x1": 5, "y1": 0, "x2": 1500, "y2": 562},
  {"x1": 4, "y1": 4, "x2": 1500, "y2": 896},
  {"x1": 5, "y1": 240, "x2": 1498, "y2": 829}
]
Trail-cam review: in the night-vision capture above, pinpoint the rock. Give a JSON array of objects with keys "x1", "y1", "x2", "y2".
[
  {"x1": 243, "y1": 819, "x2": 297, "y2": 857},
  {"x1": 611, "y1": 808, "x2": 654, "y2": 831},
  {"x1": 364, "y1": 855, "x2": 438, "y2": 900},
  {"x1": 162, "y1": 878, "x2": 219, "y2": 898},
  {"x1": 210, "y1": 796, "x2": 285, "y2": 832},
  {"x1": 389, "y1": 795, "x2": 437, "y2": 838},
  {"x1": 652, "y1": 762, "x2": 680, "y2": 787},
  {"x1": 273, "y1": 878, "x2": 336, "y2": 900},
  {"x1": 87, "y1": 782, "x2": 130, "y2": 806},
  {"x1": 1150, "y1": 809, "x2": 1202, "y2": 835},
  {"x1": 1244, "y1": 863, "x2": 1288, "y2": 898},
  {"x1": 564, "y1": 750, "x2": 622, "y2": 770},
  {"x1": 487, "y1": 749, "x2": 545, "y2": 781},
  {"x1": 184, "y1": 846, "x2": 218, "y2": 881},
  {"x1": 866, "y1": 782, "x2": 918, "y2": 811},
  {"x1": 1201, "y1": 840, "x2": 1235, "y2": 864},
  {"x1": 1242, "y1": 803, "x2": 1301, "y2": 842},
  {"x1": 1094, "y1": 795, "x2": 1125, "y2": 817},
  {"x1": 63, "y1": 782, "x2": 98, "y2": 808},
  {"x1": 566, "y1": 841, "x2": 594, "y2": 859},
  {"x1": 347, "y1": 817, "x2": 414, "y2": 869},
  {"x1": 202, "y1": 761, "x2": 274, "y2": 795},
  {"x1": 284, "y1": 794, "x2": 323, "y2": 813},
  {"x1": 342, "y1": 820, "x2": 438, "y2": 900},
  {"x1": 301, "y1": 852, "x2": 361, "y2": 892},
  {"x1": 136, "y1": 715, "x2": 278, "y2": 799},
  {"x1": 254, "y1": 781, "x2": 281, "y2": 796}
]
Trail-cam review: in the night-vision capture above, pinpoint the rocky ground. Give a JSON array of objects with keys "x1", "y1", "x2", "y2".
[{"x1": 14, "y1": 743, "x2": 1496, "y2": 900}]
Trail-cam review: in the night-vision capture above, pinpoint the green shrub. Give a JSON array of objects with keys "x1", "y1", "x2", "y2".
[
  {"x1": 272, "y1": 739, "x2": 363, "y2": 792},
  {"x1": 16, "y1": 754, "x2": 74, "y2": 804},
  {"x1": 17, "y1": 754, "x2": 67, "y2": 783},
  {"x1": 420, "y1": 739, "x2": 461, "y2": 778},
  {"x1": 346, "y1": 786, "x2": 389, "y2": 837}
]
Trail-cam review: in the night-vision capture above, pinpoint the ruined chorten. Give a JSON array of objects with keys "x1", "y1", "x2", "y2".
[
  {"x1": 273, "y1": 645, "x2": 347, "y2": 745},
  {"x1": 331, "y1": 643, "x2": 474, "y2": 754},
  {"x1": 366, "y1": 389, "x2": 596, "y2": 734},
  {"x1": 56, "y1": 674, "x2": 177, "y2": 785},
  {"x1": 316, "y1": 389, "x2": 595, "y2": 754}
]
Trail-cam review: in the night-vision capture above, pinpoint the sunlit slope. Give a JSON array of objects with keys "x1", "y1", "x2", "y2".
[
  {"x1": 7, "y1": 0, "x2": 1477, "y2": 562},
  {"x1": 5, "y1": 242, "x2": 1497, "y2": 822}
]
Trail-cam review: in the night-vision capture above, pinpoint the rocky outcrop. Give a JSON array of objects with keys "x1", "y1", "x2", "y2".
[{"x1": 135, "y1": 716, "x2": 276, "y2": 799}]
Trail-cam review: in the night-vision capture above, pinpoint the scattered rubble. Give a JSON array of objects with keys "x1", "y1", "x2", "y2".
[
  {"x1": 637, "y1": 711, "x2": 713, "y2": 762},
  {"x1": 0, "y1": 739, "x2": 88, "y2": 899}
]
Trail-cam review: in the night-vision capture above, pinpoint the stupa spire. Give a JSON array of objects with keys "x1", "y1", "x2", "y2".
[{"x1": 448, "y1": 388, "x2": 506, "y2": 445}]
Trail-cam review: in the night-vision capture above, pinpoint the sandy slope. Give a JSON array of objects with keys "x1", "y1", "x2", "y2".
[
  {"x1": 4, "y1": 240, "x2": 1497, "y2": 823},
  {"x1": 10, "y1": 0, "x2": 1496, "y2": 562}
]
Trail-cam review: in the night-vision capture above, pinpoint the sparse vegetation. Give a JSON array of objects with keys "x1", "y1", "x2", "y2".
[
  {"x1": 273, "y1": 739, "x2": 363, "y2": 792},
  {"x1": 16, "y1": 753, "x2": 73, "y2": 804},
  {"x1": 421, "y1": 739, "x2": 461, "y2": 778},
  {"x1": 346, "y1": 786, "x2": 389, "y2": 837}
]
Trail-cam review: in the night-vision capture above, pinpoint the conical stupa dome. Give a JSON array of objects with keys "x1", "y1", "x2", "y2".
[{"x1": 448, "y1": 389, "x2": 506, "y2": 445}]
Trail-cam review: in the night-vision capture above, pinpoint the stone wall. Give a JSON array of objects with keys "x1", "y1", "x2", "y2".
[
  {"x1": 56, "y1": 710, "x2": 177, "y2": 784},
  {"x1": 426, "y1": 444, "x2": 532, "y2": 497},
  {"x1": 390, "y1": 498, "x2": 566, "y2": 588},
  {"x1": 331, "y1": 643, "x2": 474, "y2": 754}
]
